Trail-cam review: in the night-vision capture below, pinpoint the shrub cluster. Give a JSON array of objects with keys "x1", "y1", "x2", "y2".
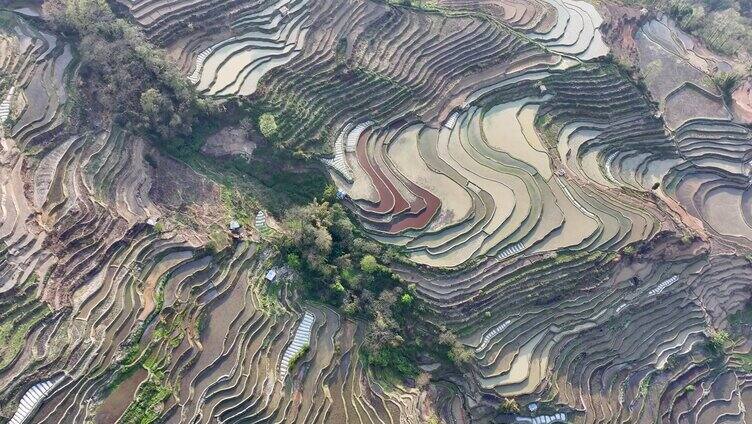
[
  {"x1": 43, "y1": 0, "x2": 210, "y2": 142},
  {"x1": 278, "y1": 194, "x2": 424, "y2": 378}
]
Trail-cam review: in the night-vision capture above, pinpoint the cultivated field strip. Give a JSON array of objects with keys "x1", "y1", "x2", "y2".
[
  {"x1": 191, "y1": 0, "x2": 310, "y2": 97},
  {"x1": 151, "y1": 0, "x2": 570, "y2": 151},
  {"x1": 336, "y1": 76, "x2": 661, "y2": 266},
  {"x1": 0, "y1": 15, "x2": 72, "y2": 150},
  {"x1": 397, "y1": 234, "x2": 752, "y2": 423},
  {"x1": 438, "y1": 0, "x2": 609, "y2": 60}
]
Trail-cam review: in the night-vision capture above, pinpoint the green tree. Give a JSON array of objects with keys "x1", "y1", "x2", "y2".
[
  {"x1": 448, "y1": 344, "x2": 473, "y2": 364},
  {"x1": 140, "y1": 88, "x2": 184, "y2": 139},
  {"x1": 360, "y1": 255, "x2": 379, "y2": 273},
  {"x1": 322, "y1": 184, "x2": 337, "y2": 202},
  {"x1": 286, "y1": 253, "x2": 302, "y2": 269},
  {"x1": 259, "y1": 113, "x2": 278, "y2": 138},
  {"x1": 330, "y1": 280, "x2": 346, "y2": 293},
  {"x1": 499, "y1": 397, "x2": 521, "y2": 413},
  {"x1": 286, "y1": 201, "x2": 336, "y2": 272}
]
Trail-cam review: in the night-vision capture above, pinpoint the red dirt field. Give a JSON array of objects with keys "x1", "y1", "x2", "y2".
[
  {"x1": 598, "y1": 3, "x2": 646, "y2": 63},
  {"x1": 353, "y1": 128, "x2": 441, "y2": 233},
  {"x1": 355, "y1": 129, "x2": 410, "y2": 216}
]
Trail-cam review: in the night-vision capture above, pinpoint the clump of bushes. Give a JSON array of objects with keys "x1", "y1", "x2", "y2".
[
  {"x1": 279, "y1": 195, "x2": 426, "y2": 379},
  {"x1": 638, "y1": 373, "x2": 653, "y2": 396},
  {"x1": 258, "y1": 113, "x2": 278, "y2": 138},
  {"x1": 498, "y1": 397, "x2": 521, "y2": 413},
  {"x1": 120, "y1": 370, "x2": 172, "y2": 423},
  {"x1": 43, "y1": 0, "x2": 210, "y2": 143},
  {"x1": 705, "y1": 329, "x2": 733, "y2": 367},
  {"x1": 710, "y1": 71, "x2": 741, "y2": 104},
  {"x1": 706, "y1": 329, "x2": 732, "y2": 354},
  {"x1": 288, "y1": 343, "x2": 309, "y2": 370},
  {"x1": 438, "y1": 328, "x2": 474, "y2": 366}
]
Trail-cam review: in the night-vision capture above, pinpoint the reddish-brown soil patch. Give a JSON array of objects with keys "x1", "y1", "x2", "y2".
[
  {"x1": 355, "y1": 130, "x2": 409, "y2": 215},
  {"x1": 353, "y1": 130, "x2": 440, "y2": 233},
  {"x1": 598, "y1": 3, "x2": 646, "y2": 64}
]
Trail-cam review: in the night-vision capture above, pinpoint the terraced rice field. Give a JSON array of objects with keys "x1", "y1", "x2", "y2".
[{"x1": 3, "y1": 0, "x2": 752, "y2": 423}]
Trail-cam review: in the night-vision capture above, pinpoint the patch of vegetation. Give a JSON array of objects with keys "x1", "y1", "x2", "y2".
[
  {"x1": 287, "y1": 343, "x2": 310, "y2": 371},
  {"x1": 735, "y1": 352, "x2": 752, "y2": 372},
  {"x1": 366, "y1": 344, "x2": 420, "y2": 379},
  {"x1": 107, "y1": 344, "x2": 146, "y2": 391},
  {"x1": 153, "y1": 309, "x2": 185, "y2": 349},
  {"x1": 220, "y1": 185, "x2": 256, "y2": 227},
  {"x1": 43, "y1": 0, "x2": 211, "y2": 142},
  {"x1": 120, "y1": 370, "x2": 172, "y2": 424},
  {"x1": 114, "y1": 305, "x2": 184, "y2": 421},
  {"x1": 258, "y1": 273, "x2": 285, "y2": 316},
  {"x1": 207, "y1": 224, "x2": 232, "y2": 253},
  {"x1": 704, "y1": 329, "x2": 733, "y2": 367},
  {"x1": 710, "y1": 71, "x2": 741, "y2": 104},
  {"x1": 151, "y1": 273, "x2": 171, "y2": 318},
  {"x1": 438, "y1": 328, "x2": 474, "y2": 366},
  {"x1": 638, "y1": 373, "x2": 653, "y2": 396},
  {"x1": 0, "y1": 304, "x2": 51, "y2": 369},
  {"x1": 195, "y1": 310, "x2": 209, "y2": 335},
  {"x1": 498, "y1": 397, "x2": 521, "y2": 413},
  {"x1": 225, "y1": 143, "x2": 329, "y2": 214},
  {"x1": 157, "y1": 100, "x2": 330, "y2": 217},
  {"x1": 258, "y1": 113, "x2": 278, "y2": 138},
  {"x1": 279, "y1": 197, "x2": 433, "y2": 380},
  {"x1": 44, "y1": 0, "x2": 327, "y2": 216},
  {"x1": 0, "y1": 277, "x2": 52, "y2": 369},
  {"x1": 385, "y1": 0, "x2": 446, "y2": 13}
]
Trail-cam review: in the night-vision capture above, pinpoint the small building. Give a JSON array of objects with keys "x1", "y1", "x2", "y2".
[
  {"x1": 229, "y1": 220, "x2": 241, "y2": 232},
  {"x1": 336, "y1": 189, "x2": 347, "y2": 200},
  {"x1": 265, "y1": 269, "x2": 277, "y2": 282},
  {"x1": 279, "y1": 5, "x2": 289, "y2": 16},
  {"x1": 539, "y1": 84, "x2": 547, "y2": 94}
]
